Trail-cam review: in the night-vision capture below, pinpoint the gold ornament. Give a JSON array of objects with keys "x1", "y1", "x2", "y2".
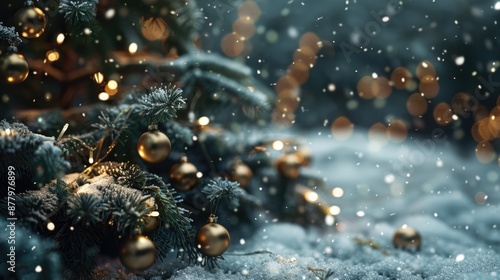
[
  {"x1": 229, "y1": 160, "x2": 253, "y2": 188},
  {"x1": 0, "y1": 52, "x2": 29, "y2": 84},
  {"x1": 169, "y1": 156, "x2": 198, "y2": 192},
  {"x1": 392, "y1": 225, "x2": 421, "y2": 251},
  {"x1": 142, "y1": 211, "x2": 160, "y2": 233},
  {"x1": 119, "y1": 235, "x2": 156, "y2": 271},
  {"x1": 15, "y1": 6, "x2": 47, "y2": 38},
  {"x1": 276, "y1": 152, "x2": 301, "y2": 179},
  {"x1": 137, "y1": 127, "x2": 171, "y2": 163},
  {"x1": 195, "y1": 216, "x2": 230, "y2": 257}
]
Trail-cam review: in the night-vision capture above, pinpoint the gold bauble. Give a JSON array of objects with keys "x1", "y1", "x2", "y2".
[
  {"x1": 15, "y1": 6, "x2": 47, "y2": 38},
  {"x1": 119, "y1": 235, "x2": 156, "y2": 271},
  {"x1": 195, "y1": 222, "x2": 230, "y2": 257},
  {"x1": 142, "y1": 211, "x2": 160, "y2": 233},
  {"x1": 229, "y1": 161, "x2": 253, "y2": 188},
  {"x1": 169, "y1": 156, "x2": 198, "y2": 192},
  {"x1": 0, "y1": 52, "x2": 29, "y2": 84},
  {"x1": 137, "y1": 130, "x2": 171, "y2": 163},
  {"x1": 276, "y1": 152, "x2": 301, "y2": 179},
  {"x1": 392, "y1": 226, "x2": 421, "y2": 251}
]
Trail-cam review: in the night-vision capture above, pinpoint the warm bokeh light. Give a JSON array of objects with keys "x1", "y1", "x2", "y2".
[
  {"x1": 221, "y1": 32, "x2": 245, "y2": 57},
  {"x1": 293, "y1": 47, "x2": 317, "y2": 66},
  {"x1": 299, "y1": 32, "x2": 321, "y2": 53},
  {"x1": 198, "y1": 116, "x2": 210, "y2": 126},
  {"x1": 238, "y1": 0, "x2": 261, "y2": 23},
  {"x1": 305, "y1": 191, "x2": 319, "y2": 202},
  {"x1": 287, "y1": 62, "x2": 309, "y2": 85},
  {"x1": 357, "y1": 76, "x2": 391, "y2": 99},
  {"x1": 474, "y1": 105, "x2": 489, "y2": 121},
  {"x1": 98, "y1": 92, "x2": 110, "y2": 101},
  {"x1": 56, "y1": 33, "x2": 65, "y2": 44},
  {"x1": 332, "y1": 187, "x2": 344, "y2": 197},
  {"x1": 416, "y1": 60, "x2": 436, "y2": 79},
  {"x1": 433, "y1": 102, "x2": 453, "y2": 126},
  {"x1": 406, "y1": 93, "x2": 428, "y2": 116},
  {"x1": 93, "y1": 72, "x2": 104, "y2": 84},
  {"x1": 272, "y1": 140, "x2": 284, "y2": 151},
  {"x1": 276, "y1": 75, "x2": 299, "y2": 93},
  {"x1": 419, "y1": 79, "x2": 440, "y2": 99},
  {"x1": 331, "y1": 116, "x2": 354, "y2": 140},
  {"x1": 390, "y1": 67, "x2": 412, "y2": 90},
  {"x1": 46, "y1": 50, "x2": 60, "y2": 62},
  {"x1": 233, "y1": 17, "x2": 256, "y2": 40},
  {"x1": 107, "y1": 80, "x2": 118, "y2": 90},
  {"x1": 475, "y1": 141, "x2": 495, "y2": 163},
  {"x1": 386, "y1": 120, "x2": 408, "y2": 143},
  {"x1": 329, "y1": 205, "x2": 341, "y2": 215},
  {"x1": 128, "y1": 42, "x2": 138, "y2": 54}
]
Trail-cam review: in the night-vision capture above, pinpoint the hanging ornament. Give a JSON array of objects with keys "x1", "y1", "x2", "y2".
[
  {"x1": 392, "y1": 225, "x2": 421, "y2": 251},
  {"x1": 15, "y1": 4, "x2": 47, "y2": 38},
  {"x1": 229, "y1": 159, "x2": 253, "y2": 188},
  {"x1": 0, "y1": 49, "x2": 29, "y2": 84},
  {"x1": 276, "y1": 152, "x2": 302, "y2": 179},
  {"x1": 119, "y1": 235, "x2": 156, "y2": 271},
  {"x1": 169, "y1": 155, "x2": 199, "y2": 192},
  {"x1": 137, "y1": 125, "x2": 171, "y2": 163},
  {"x1": 142, "y1": 211, "x2": 160, "y2": 233},
  {"x1": 195, "y1": 215, "x2": 230, "y2": 257}
]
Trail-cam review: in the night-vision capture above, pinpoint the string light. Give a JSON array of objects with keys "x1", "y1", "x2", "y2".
[
  {"x1": 46, "y1": 50, "x2": 60, "y2": 62},
  {"x1": 93, "y1": 72, "x2": 104, "y2": 84},
  {"x1": 304, "y1": 191, "x2": 318, "y2": 202},
  {"x1": 198, "y1": 116, "x2": 210, "y2": 126},
  {"x1": 272, "y1": 140, "x2": 284, "y2": 151},
  {"x1": 56, "y1": 33, "x2": 65, "y2": 44}
]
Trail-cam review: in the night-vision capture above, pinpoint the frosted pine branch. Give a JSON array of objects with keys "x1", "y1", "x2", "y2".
[{"x1": 136, "y1": 85, "x2": 186, "y2": 124}]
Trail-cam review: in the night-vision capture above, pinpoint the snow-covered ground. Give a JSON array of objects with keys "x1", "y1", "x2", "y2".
[{"x1": 171, "y1": 130, "x2": 500, "y2": 279}]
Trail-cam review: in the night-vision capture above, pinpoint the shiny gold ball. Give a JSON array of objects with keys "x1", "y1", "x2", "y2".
[
  {"x1": 15, "y1": 6, "x2": 47, "y2": 38},
  {"x1": 195, "y1": 222, "x2": 230, "y2": 257},
  {"x1": 142, "y1": 211, "x2": 160, "y2": 233},
  {"x1": 120, "y1": 235, "x2": 156, "y2": 271},
  {"x1": 393, "y1": 226, "x2": 421, "y2": 251},
  {"x1": 276, "y1": 152, "x2": 302, "y2": 179},
  {"x1": 169, "y1": 157, "x2": 198, "y2": 192},
  {"x1": 230, "y1": 162, "x2": 253, "y2": 188},
  {"x1": 137, "y1": 130, "x2": 171, "y2": 163},
  {"x1": 0, "y1": 52, "x2": 29, "y2": 84}
]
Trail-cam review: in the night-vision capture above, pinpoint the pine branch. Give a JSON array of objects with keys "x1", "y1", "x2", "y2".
[
  {"x1": 59, "y1": 0, "x2": 97, "y2": 26},
  {"x1": 0, "y1": 22, "x2": 22, "y2": 47},
  {"x1": 165, "y1": 121, "x2": 194, "y2": 146},
  {"x1": 3, "y1": 189, "x2": 59, "y2": 230},
  {"x1": 67, "y1": 193, "x2": 106, "y2": 226},
  {"x1": 202, "y1": 178, "x2": 244, "y2": 210},
  {"x1": 94, "y1": 162, "x2": 147, "y2": 190},
  {"x1": 135, "y1": 85, "x2": 186, "y2": 124}
]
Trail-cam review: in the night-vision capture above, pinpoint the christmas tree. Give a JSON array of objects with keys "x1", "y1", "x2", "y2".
[{"x1": 0, "y1": 0, "x2": 331, "y2": 279}]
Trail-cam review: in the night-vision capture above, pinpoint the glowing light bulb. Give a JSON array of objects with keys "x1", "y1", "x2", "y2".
[
  {"x1": 56, "y1": 33, "x2": 65, "y2": 44},
  {"x1": 128, "y1": 42, "x2": 138, "y2": 54},
  {"x1": 198, "y1": 116, "x2": 210, "y2": 126}
]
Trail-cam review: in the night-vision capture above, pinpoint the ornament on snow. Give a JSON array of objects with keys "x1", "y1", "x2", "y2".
[
  {"x1": 120, "y1": 235, "x2": 157, "y2": 271},
  {"x1": 0, "y1": 47, "x2": 29, "y2": 84},
  {"x1": 142, "y1": 211, "x2": 160, "y2": 233},
  {"x1": 392, "y1": 225, "x2": 421, "y2": 251},
  {"x1": 169, "y1": 155, "x2": 199, "y2": 192},
  {"x1": 195, "y1": 215, "x2": 230, "y2": 257},
  {"x1": 229, "y1": 158, "x2": 253, "y2": 188},
  {"x1": 276, "y1": 151, "x2": 302, "y2": 179},
  {"x1": 15, "y1": 2, "x2": 47, "y2": 38},
  {"x1": 137, "y1": 125, "x2": 171, "y2": 163}
]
